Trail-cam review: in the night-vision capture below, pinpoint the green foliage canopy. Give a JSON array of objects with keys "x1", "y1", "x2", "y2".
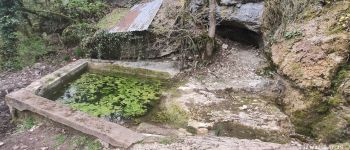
[{"x1": 0, "y1": 0, "x2": 20, "y2": 69}]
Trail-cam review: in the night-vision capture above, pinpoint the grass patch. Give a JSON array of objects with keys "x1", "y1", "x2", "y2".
[
  {"x1": 97, "y1": 8, "x2": 129, "y2": 30},
  {"x1": 54, "y1": 134, "x2": 67, "y2": 149},
  {"x1": 69, "y1": 135, "x2": 102, "y2": 150},
  {"x1": 16, "y1": 116, "x2": 37, "y2": 133}
]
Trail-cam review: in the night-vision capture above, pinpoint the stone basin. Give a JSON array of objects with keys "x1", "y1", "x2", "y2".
[{"x1": 5, "y1": 59, "x2": 180, "y2": 148}]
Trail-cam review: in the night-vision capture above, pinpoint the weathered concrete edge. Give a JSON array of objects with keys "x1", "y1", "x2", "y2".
[
  {"x1": 5, "y1": 90, "x2": 145, "y2": 148},
  {"x1": 86, "y1": 59, "x2": 180, "y2": 78},
  {"x1": 25, "y1": 59, "x2": 180, "y2": 96},
  {"x1": 25, "y1": 59, "x2": 89, "y2": 95}
]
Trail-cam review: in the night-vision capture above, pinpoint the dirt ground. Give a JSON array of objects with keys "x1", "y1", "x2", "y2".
[{"x1": 0, "y1": 58, "x2": 70, "y2": 149}]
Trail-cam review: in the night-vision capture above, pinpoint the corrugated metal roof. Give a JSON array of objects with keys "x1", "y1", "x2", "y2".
[{"x1": 109, "y1": 0, "x2": 163, "y2": 33}]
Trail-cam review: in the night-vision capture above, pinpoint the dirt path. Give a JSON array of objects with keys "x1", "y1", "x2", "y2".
[{"x1": 0, "y1": 61, "x2": 65, "y2": 140}]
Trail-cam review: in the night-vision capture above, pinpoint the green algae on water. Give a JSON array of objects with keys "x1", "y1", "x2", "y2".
[{"x1": 56, "y1": 72, "x2": 163, "y2": 118}]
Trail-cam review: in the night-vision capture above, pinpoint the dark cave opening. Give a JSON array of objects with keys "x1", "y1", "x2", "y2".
[{"x1": 216, "y1": 24, "x2": 263, "y2": 48}]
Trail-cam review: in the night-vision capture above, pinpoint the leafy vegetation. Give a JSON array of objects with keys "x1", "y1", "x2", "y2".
[
  {"x1": 0, "y1": 0, "x2": 20, "y2": 70},
  {"x1": 16, "y1": 32, "x2": 50, "y2": 67},
  {"x1": 81, "y1": 31, "x2": 146, "y2": 59},
  {"x1": 57, "y1": 73, "x2": 162, "y2": 118},
  {"x1": 16, "y1": 116, "x2": 37, "y2": 132},
  {"x1": 0, "y1": 0, "x2": 110, "y2": 70},
  {"x1": 54, "y1": 134, "x2": 67, "y2": 149},
  {"x1": 65, "y1": 0, "x2": 108, "y2": 23},
  {"x1": 62, "y1": 23, "x2": 97, "y2": 47},
  {"x1": 284, "y1": 30, "x2": 303, "y2": 39}
]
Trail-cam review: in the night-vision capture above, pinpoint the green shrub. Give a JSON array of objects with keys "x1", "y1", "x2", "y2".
[
  {"x1": 73, "y1": 47, "x2": 84, "y2": 57},
  {"x1": 62, "y1": 23, "x2": 97, "y2": 47},
  {"x1": 66, "y1": 0, "x2": 109, "y2": 22},
  {"x1": 81, "y1": 31, "x2": 146, "y2": 59},
  {"x1": 16, "y1": 32, "x2": 49, "y2": 67}
]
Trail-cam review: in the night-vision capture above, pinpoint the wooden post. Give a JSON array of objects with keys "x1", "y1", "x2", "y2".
[{"x1": 206, "y1": 0, "x2": 216, "y2": 58}]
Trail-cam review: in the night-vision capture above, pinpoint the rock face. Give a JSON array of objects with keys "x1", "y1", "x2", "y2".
[
  {"x1": 131, "y1": 136, "x2": 304, "y2": 150},
  {"x1": 267, "y1": 1, "x2": 350, "y2": 143},
  {"x1": 270, "y1": 4, "x2": 350, "y2": 91},
  {"x1": 190, "y1": 0, "x2": 264, "y2": 33},
  {"x1": 165, "y1": 40, "x2": 294, "y2": 143}
]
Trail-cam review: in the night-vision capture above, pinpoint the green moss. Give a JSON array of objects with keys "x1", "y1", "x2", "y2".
[
  {"x1": 290, "y1": 63, "x2": 303, "y2": 77},
  {"x1": 150, "y1": 103, "x2": 188, "y2": 128},
  {"x1": 213, "y1": 121, "x2": 290, "y2": 144},
  {"x1": 312, "y1": 113, "x2": 348, "y2": 143},
  {"x1": 291, "y1": 91, "x2": 330, "y2": 137},
  {"x1": 159, "y1": 137, "x2": 178, "y2": 145},
  {"x1": 81, "y1": 31, "x2": 147, "y2": 60},
  {"x1": 284, "y1": 30, "x2": 303, "y2": 40},
  {"x1": 97, "y1": 8, "x2": 129, "y2": 30},
  {"x1": 327, "y1": 95, "x2": 344, "y2": 107},
  {"x1": 331, "y1": 64, "x2": 350, "y2": 92}
]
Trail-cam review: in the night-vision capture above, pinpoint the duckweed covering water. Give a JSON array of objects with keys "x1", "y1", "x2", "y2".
[{"x1": 56, "y1": 73, "x2": 162, "y2": 118}]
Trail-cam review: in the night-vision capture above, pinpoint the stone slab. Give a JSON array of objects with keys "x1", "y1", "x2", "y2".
[
  {"x1": 87, "y1": 59, "x2": 180, "y2": 79},
  {"x1": 25, "y1": 59, "x2": 88, "y2": 96},
  {"x1": 5, "y1": 90, "x2": 144, "y2": 148}
]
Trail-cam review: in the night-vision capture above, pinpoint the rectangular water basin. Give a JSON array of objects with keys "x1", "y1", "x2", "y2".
[{"x1": 5, "y1": 59, "x2": 180, "y2": 148}]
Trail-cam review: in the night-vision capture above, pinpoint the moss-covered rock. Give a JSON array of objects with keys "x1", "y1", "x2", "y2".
[
  {"x1": 312, "y1": 112, "x2": 350, "y2": 143},
  {"x1": 268, "y1": 1, "x2": 350, "y2": 91}
]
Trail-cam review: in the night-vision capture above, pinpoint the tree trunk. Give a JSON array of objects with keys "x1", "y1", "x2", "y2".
[{"x1": 206, "y1": 0, "x2": 216, "y2": 58}]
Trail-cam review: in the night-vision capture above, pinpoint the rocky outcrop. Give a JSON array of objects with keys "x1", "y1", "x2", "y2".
[
  {"x1": 161, "y1": 40, "x2": 294, "y2": 143},
  {"x1": 190, "y1": 0, "x2": 264, "y2": 33},
  {"x1": 270, "y1": 3, "x2": 350, "y2": 91},
  {"x1": 131, "y1": 136, "x2": 305, "y2": 150},
  {"x1": 266, "y1": 1, "x2": 350, "y2": 143}
]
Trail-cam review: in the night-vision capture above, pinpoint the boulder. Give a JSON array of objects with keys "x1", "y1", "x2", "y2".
[
  {"x1": 270, "y1": 3, "x2": 350, "y2": 91},
  {"x1": 190, "y1": 0, "x2": 264, "y2": 33}
]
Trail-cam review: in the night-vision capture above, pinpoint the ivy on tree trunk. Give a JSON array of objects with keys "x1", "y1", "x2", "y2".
[{"x1": 0, "y1": 0, "x2": 20, "y2": 69}]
